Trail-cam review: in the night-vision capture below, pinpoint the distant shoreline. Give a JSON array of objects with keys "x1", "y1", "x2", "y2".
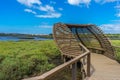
[
  {"x1": 0, "y1": 33, "x2": 53, "y2": 39},
  {"x1": 0, "y1": 35, "x2": 52, "y2": 41},
  {"x1": 0, "y1": 33, "x2": 120, "y2": 40}
]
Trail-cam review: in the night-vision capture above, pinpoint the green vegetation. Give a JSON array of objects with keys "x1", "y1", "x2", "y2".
[
  {"x1": 0, "y1": 40, "x2": 61, "y2": 80},
  {"x1": 0, "y1": 33, "x2": 53, "y2": 39},
  {"x1": 106, "y1": 34, "x2": 120, "y2": 40},
  {"x1": 111, "y1": 40, "x2": 120, "y2": 62},
  {"x1": 115, "y1": 47, "x2": 120, "y2": 63},
  {"x1": 110, "y1": 40, "x2": 120, "y2": 46},
  {"x1": 0, "y1": 39, "x2": 119, "y2": 80}
]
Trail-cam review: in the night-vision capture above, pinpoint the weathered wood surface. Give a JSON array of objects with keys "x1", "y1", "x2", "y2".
[
  {"x1": 88, "y1": 53, "x2": 120, "y2": 80},
  {"x1": 53, "y1": 23, "x2": 115, "y2": 59}
]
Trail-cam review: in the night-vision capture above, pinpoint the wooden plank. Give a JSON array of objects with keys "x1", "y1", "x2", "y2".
[
  {"x1": 61, "y1": 47, "x2": 81, "y2": 51},
  {"x1": 65, "y1": 24, "x2": 94, "y2": 27},
  {"x1": 87, "y1": 47, "x2": 104, "y2": 51},
  {"x1": 89, "y1": 53, "x2": 120, "y2": 80},
  {"x1": 61, "y1": 46, "x2": 81, "y2": 50},
  {"x1": 62, "y1": 51, "x2": 81, "y2": 55},
  {"x1": 58, "y1": 41, "x2": 78, "y2": 44}
]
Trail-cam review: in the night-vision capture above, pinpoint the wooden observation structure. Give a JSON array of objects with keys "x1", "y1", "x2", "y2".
[
  {"x1": 53, "y1": 23, "x2": 115, "y2": 59},
  {"x1": 23, "y1": 23, "x2": 118, "y2": 80}
]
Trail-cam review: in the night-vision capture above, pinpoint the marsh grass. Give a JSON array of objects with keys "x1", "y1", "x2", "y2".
[
  {"x1": 0, "y1": 40, "x2": 120, "y2": 80},
  {"x1": 0, "y1": 40, "x2": 61, "y2": 80},
  {"x1": 111, "y1": 40, "x2": 120, "y2": 62}
]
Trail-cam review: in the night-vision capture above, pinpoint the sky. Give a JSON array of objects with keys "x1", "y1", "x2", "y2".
[{"x1": 0, "y1": 0, "x2": 120, "y2": 34}]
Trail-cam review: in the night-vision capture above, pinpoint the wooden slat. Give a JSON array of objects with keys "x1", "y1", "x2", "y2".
[
  {"x1": 62, "y1": 50, "x2": 81, "y2": 54},
  {"x1": 87, "y1": 47, "x2": 104, "y2": 51}
]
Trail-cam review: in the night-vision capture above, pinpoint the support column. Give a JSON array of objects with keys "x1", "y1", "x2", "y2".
[
  {"x1": 72, "y1": 62, "x2": 77, "y2": 80},
  {"x1": 87, "y1": 53, "x2": 91, "y2": 77}
]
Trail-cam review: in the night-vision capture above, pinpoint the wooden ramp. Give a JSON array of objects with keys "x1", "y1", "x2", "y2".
[{"x1": 88, "y1": 53, "x2": 120, "y2": 80}]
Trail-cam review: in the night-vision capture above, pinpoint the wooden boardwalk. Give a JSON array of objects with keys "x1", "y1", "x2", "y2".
[{"x1": 88, "y1": 53, "x2": 120, "y2": 80}]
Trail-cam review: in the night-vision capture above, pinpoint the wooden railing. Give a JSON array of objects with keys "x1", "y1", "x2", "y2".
[{"x1": 23, "y1": 43, "x2": 91, "y2": 80}]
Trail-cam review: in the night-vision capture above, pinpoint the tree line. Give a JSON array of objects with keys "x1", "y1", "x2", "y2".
[{"x1": 0, "y1": 33, "x2": 53, "y2": 39}]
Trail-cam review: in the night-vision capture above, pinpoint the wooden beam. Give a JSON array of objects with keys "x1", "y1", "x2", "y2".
[{"x1": 72, "y1": 62, "x2": 77, "y2": 80}]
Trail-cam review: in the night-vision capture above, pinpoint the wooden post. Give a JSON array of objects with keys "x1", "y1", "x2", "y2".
[
  {"x1": 87, "y1": 53, "x2": 91, "y2": 77},
  {"x1": 63, "y1": 56, "x2": 66, "y2": 63},
  {"x1": 83, "y1": 57, "x2": 86, "y2": 65},
  {"x1": 72, "y1": 62, "x2": 77, "y2": 80}
]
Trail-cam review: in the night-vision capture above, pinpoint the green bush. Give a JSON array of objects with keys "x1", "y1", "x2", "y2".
[
  {"x1": 111, "y1": 40, "x2": 120, "y2": 62},
  {"x1": 0, "y1": 40, "x2": 61, "y2": 80},
  {"x1": 115, "y1": 48, "x2": 120, "y2": 62}
]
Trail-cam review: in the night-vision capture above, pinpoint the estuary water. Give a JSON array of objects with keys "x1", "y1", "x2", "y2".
[{"x1": 0, "y1": 36, "x2": 51, "y2": 41}]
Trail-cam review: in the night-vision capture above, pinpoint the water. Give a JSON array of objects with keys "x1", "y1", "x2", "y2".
[{"x1": 0, "y1": 36, "x2": 51, "y2": 41}]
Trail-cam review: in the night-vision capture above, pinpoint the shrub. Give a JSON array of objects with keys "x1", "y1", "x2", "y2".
[{"x1": 0, "y1": 40, "x2": 61, "y2": 80}]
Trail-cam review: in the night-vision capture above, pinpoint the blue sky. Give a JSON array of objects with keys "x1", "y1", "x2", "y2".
[{"x1": 0, "y1": 0, "x2": 120, "y2": 34}]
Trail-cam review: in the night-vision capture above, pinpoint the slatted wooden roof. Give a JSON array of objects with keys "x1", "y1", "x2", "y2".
[
  {"x1": 53, "y1": 23, "x2": 115, "y2": 59},
  {"x1": 65, "y1": 24, "x2": 94, "y2": 27}
]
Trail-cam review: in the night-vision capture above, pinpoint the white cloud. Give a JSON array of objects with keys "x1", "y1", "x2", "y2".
[
  {"x1": 58, "y1": 8, "x2": 63, "y2": 11},
  {"x1": 36, "y1": 5, "x2": 61, "y2": 18},
  {"x1": 114, "y1": 5, "x2": 120, "y2": 9},
  {"x1": 95, "y1": 1, "x2": 120, "y2": 18},
  {"x1": 37, "y1": 25, "x2": 52, "y2": 28},
  {"x1": 50, "y1": 1, "x2": 56, "y2": 4},
  {"x1": 24, "y1": 9, "x2": 37, "y2": 14},
  {"x1": 116, "y1": 12, "x2": 120, "y2": 17},
  {"x1": 68, "y1": 0, "x2": 81, "y2": 5},
  {"x1": 103, "y1": 0, "x2": 118, "y2": 3},
  {"x1": 39, "y1": 5, "x2": 55, "y2": 12},
  {"x1": 17, "y1": 0, "x2": 41, "y2": 7},
  {"x1": 67, "y1": 0, "x2": 91, "y2": 6},
  {"x1": 94, "y1": 0, "x2": 100, "y2": 3},
  {"x1": 114, "y1": 3, "x2": 120, "y2": 17},
  {"x1": 95, "y1": 0, "x2": 118, "y2": 4},
  {"x1": 112, "y1": 20, "x2": 120, "y2": 22},
  {"x1": 100, "y1": 24, "x2": 120, "y2": 33},
  {"x1": 35, "y1": 12, "x2": 61, "y2": 18},
  {"x1": 17, "y1": 0, "x2": 62, "y2": 18}
]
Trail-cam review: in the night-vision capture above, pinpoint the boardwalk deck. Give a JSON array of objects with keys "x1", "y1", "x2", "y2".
[
  {"x1": 23, "y1": 23, "x2": 119, "y2": 80},
  {"x1": 88, "y1": 53, "x2": 120, "y2": 80}
]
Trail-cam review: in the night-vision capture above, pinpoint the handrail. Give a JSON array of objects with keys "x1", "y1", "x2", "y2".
[
  {"x1": 87, "y1": 47, "x2": 105, "y2": 51},
  {"x1": 79, "y1": 43, "x2": 89, "y2": 52},
  {"x1": 23, "y1": 44, "x2": 91, "y2": 80}
]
